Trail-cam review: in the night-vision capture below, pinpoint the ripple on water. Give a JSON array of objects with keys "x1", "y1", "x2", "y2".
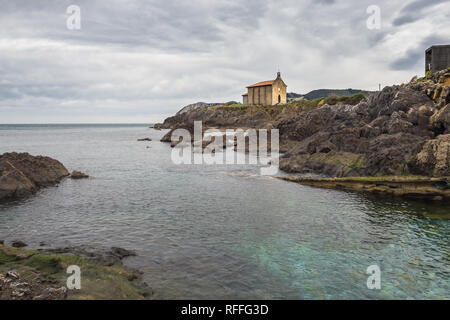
[{"x1": 0, "y1": 125, "x2": 449, "y2": 299}]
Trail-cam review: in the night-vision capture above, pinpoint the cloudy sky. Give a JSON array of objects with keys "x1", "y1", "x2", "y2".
[{"x1": 0, "y1": 0, "x2": 449, "y2": 123}]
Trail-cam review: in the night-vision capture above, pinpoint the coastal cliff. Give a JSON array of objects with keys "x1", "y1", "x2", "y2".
[{"x1": 158, "y1": 69, "x2": 450, "y2": 179}]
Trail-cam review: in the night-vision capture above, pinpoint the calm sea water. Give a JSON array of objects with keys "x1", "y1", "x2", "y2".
[{"x1": 0, "y1": 124, "x2": 448, "y2": 299}]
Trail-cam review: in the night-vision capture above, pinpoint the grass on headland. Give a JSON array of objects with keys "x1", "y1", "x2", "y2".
[{"x1": 208, "y1": 92, "x2": 368, "y2": 112}]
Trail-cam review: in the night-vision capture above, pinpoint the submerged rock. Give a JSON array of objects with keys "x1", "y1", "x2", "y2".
[{"x1": 111, "y1": 247, "x2": 137, "y2": 259}]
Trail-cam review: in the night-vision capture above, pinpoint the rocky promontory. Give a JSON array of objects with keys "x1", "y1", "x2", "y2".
[
  {"x1": 158, "y1": 69, "x2": 450, "y2": 179},
  {"x1": 0, "y1": 152, "x2": 89, "y2": 202}
]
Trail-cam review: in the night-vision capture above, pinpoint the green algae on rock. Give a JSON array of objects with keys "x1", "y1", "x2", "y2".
[
  {"x1": 0, "y1": 244, "x2": 150, "y2": 300},
  {"x1": 279, "y1": 176, "x2": 450, "y2": 202}
]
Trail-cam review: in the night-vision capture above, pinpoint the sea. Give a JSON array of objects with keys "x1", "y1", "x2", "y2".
[{"x1": 0, "y1": 124, "x2": 448, "y2": 299}]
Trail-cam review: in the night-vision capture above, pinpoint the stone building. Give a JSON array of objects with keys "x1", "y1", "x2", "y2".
[
  {"x1": 242, "y1": 72, "x2": 287, "y2": 105},
  {"x1": 425, "y1": 45, "x2": 450, "y2": 73}
]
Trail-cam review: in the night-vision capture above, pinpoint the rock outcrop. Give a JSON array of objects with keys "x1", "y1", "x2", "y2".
[
  {"x1": 0, "y1": 153, "x2": 70, "y2": 202},
  {"x1": 0, "y1": 243, "x2": 149, "y2": 300},
  {"x1": 70, "y1": 171, "x2": 89, "y2": 179},
  {"x1": 157, "y1": 68, "x2": 450, "y2": 178},
  {"x1": 411, "y1": 134, "x2": 450, "y2": 177},
  {"x1": 176, "y1": 102, "x2": 222, "y2": 115}
]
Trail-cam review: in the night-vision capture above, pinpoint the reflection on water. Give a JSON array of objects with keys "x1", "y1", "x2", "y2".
[{"x1": 0, "y1": 124, "x2": 448, "y2": 299}]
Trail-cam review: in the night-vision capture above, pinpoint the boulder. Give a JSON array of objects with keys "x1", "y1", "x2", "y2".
[
  {"x1": 111, "y1": 247, "x2": 137, "y2": 259},
  {"x1": 0, "y1": 160, "x2": 37, "y2": 200},
  {"x1": 11, "y1": 241, "x2": 27, "y2": 248},
  {"x1": 0, "y1": 153, "x2": 69, "y2": 187},
  {"x1": 430, "y1": 104, "x2": 450, "y2": 135},
  {"x1": 0, "y1": 153, "x2": 70, "y2": 202},
  {"x1": 70, "y1": 171, "x2": 89, "y2": 179},
  {"x1": 411, "y1": 134, "x2": 450, "y2": 177}
]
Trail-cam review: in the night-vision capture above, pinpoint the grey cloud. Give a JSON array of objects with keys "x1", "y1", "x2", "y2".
[
  {"x1": 390, "y1": 34, "x2": 450, "y2": 70},
  {"x1": 314, "y1": 0, "x2": 336, "y2": 4},
  {"x1": 0, "y1": 0, "x2": 267, "y2": 52},
  {"x1": 392, "y1": 0, "x2": 448, "y2": 26},
  {"x1": 389, "y1": 49, "x2": 423, "y2": 70},
  {"x1": 0, "y1": 0, "x2": 449, "y2": 123}
]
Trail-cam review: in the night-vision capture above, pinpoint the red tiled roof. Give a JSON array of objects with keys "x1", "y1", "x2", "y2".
[{"x1": 247, "y1": 80, "x2": 274, "y2": 88}]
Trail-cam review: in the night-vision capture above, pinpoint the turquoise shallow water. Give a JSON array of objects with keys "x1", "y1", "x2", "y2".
[{"x1": 0, "y1": 124, "x2": 448, "y2": 299}]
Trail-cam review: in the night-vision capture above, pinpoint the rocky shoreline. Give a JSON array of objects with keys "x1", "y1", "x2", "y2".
[
  {"x1": 280, "y1": 176, "x2": 450, "y2": 201},
  {"x1": 156, "y1": 69, "x2": 450, "y2": 197},
  {"x1": 0, "y1": 242, "x2": 151, "y2": 300},
  {"x1": 0, "y1": 152, "x2": 88, "y2": 203},
  {"x1": 0, "y1": 153, "x2": 150, "y2": 300}
]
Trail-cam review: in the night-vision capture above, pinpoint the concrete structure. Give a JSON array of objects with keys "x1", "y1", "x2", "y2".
[
  {"x1": 425, "y1": 45, "x2": 450, "y2": 73},
  {"x1": 242, "y1": 72, "x2": 287, "y2": 105}
]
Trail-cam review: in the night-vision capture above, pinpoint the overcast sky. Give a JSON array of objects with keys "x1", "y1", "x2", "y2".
[{"x1": 0, "y1": 0, "x2": 449, "y2": 123}]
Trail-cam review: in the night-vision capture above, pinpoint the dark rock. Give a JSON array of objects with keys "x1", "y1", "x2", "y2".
[
  {"x1": 45, "y1": 245, "x2": 137, "y2": 267},
  {"x1": 137, "y1": 138, "x2": 152, "y2": 142},
  {"x1": 410, "y1": 134, "x2": 450, "y2": 176},
  {"x1": 70, "y1": 171, "x2": 89, "y2": 179},
  {"x1": 11, "y1": 241, "x2": 27, "y2": 248},
  {"x1": 160, "y1": 129, "x2": 173, "y2": 142},
  {"x1": 0, "y1": 153, "x2": 69, "y2": 187},
  {"x1": 430, "y1": 104, "x2": 450, "y2": 135},
  {"x1": 111, "y1": 247, "x2": 137, "y2": 259},
  {"x1": 0, "y1": 153, "x2": 69, "y2": 202}
]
